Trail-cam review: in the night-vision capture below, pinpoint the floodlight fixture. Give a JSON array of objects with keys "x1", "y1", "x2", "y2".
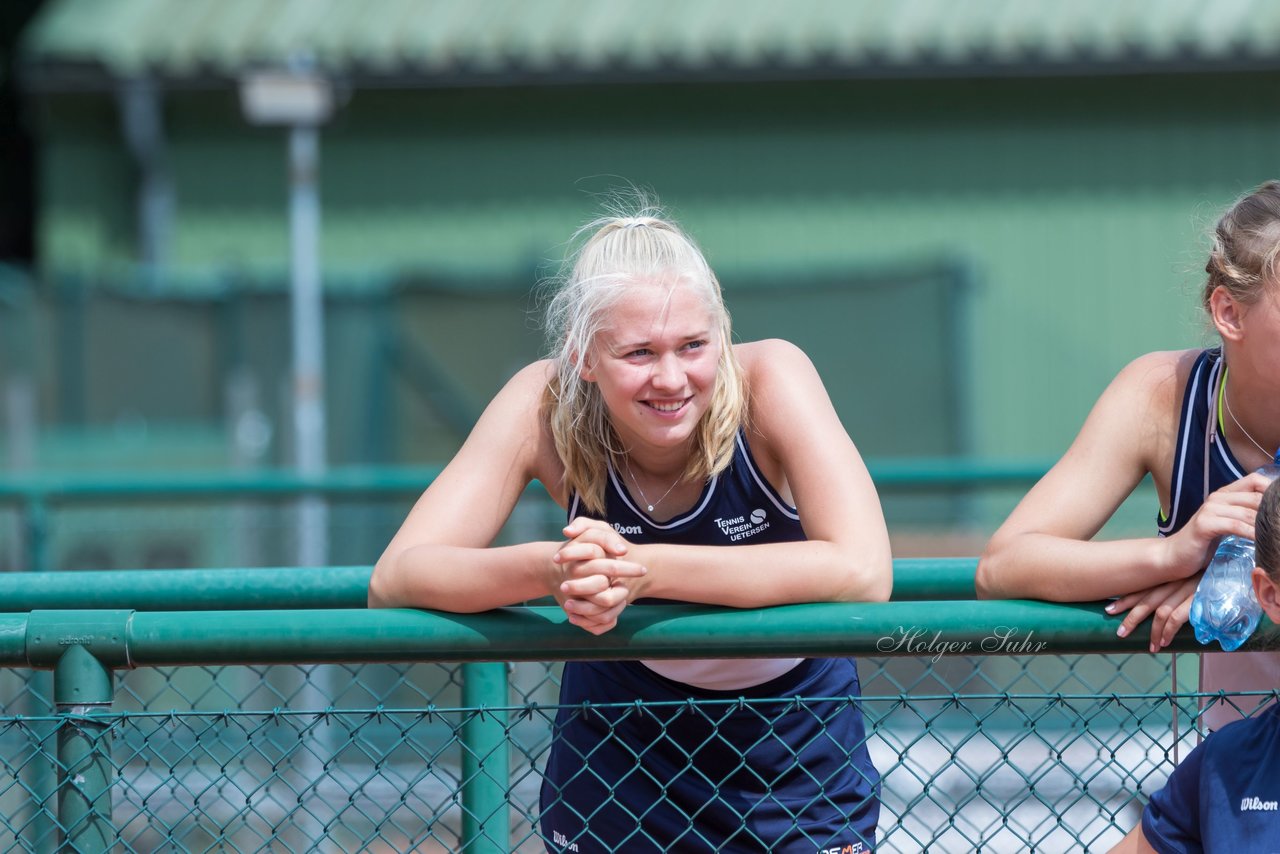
[{"x1": 239, "y1": 68, "x2": 334, "y2": 127}]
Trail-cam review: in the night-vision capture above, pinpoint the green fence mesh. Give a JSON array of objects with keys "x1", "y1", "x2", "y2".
[{"x1": 2, "y1": 654, "x2": 1271, "y2": 852}]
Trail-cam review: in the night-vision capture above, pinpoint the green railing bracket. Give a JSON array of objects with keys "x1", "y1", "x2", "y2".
[
  {"x1": 27, "y1": 611, "x2": 133, "y2": 670},
  {"x1": 52, "y1": 642, "x2": 114, "y2": 707}
]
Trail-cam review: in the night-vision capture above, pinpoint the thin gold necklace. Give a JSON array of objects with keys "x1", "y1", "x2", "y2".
[
  {"x1": 1224, "y1": 375, "x2": 1273, "y2": 460},
  {"x1": 624, "y1": 457, "x2": 681, "y2": 513}
]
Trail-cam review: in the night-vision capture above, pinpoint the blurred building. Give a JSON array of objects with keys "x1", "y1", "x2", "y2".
[{"x1": 10, "y1": 0, "x2": 1280, "y2": 473}]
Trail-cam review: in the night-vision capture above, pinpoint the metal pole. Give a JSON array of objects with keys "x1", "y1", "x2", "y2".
[
  {"x1": 3, "y1": 374, "x2": 36, "y2": 472},
  {"x1": 54, "y1": 645, "x2": 113, "y2": 852},
  {"x1": 289, "y1": 123, "x2": 328, "y2": 569},
  {"x1": 26, "y1": 495, "x2": 50, "y2": 574},
  {"x1": 117, "y1": 75, "x2": 173, "y2": 273},
  {"x1": 460, "y1": 662, "x2": 509, "y2": 854},
  {"x1": 4, "y1": 378, "x2": 35, "y2": 573},
  {"x1": 24, "y1": 669, "x2": 57, "y2": 854}
]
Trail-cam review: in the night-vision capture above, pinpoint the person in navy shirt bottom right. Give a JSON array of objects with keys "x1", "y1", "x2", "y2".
[{"x1": 1111, "y1": 476, "x2": 1280, "y2": 853}]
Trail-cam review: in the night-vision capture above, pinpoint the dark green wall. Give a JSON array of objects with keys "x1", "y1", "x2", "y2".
[{"x1": 28, "y1": 72, "x2": 1280, "y2": 466}]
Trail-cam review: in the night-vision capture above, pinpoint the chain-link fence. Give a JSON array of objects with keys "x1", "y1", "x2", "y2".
[
  {"x1": 0, "y1": 474, "x2": 1222, "y2": 851},
  {"x1": 0, "y1": 602, "x2": 1272, "y2": 854}
]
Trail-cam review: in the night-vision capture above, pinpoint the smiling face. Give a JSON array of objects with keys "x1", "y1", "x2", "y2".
[
  {"x1": 580, "y1": 277, "x2": 721, "y2": 457},
  {"x1": 544, "y1": 211, "x2": 746, "y2": 513}
]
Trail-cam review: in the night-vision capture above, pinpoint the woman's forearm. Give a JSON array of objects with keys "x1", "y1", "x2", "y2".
[
  {"x1": 373, "y1": 536, "x2": 894, "y2": 614},
  {"x1": 976, "y1": 533, "x2": 1175, "y2": 601},
  {"x1": 368, "y1": 540, "x2": 558, "y2": 612},
  {"x1": 630, "y1": 540, "x2": 893, "y2": 607}
]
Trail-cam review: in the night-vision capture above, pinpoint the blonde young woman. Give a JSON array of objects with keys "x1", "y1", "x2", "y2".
[
  {"x1": 977, "y1": 181, "x2": 1280, "y2": 732},
  {"x1": 369, "y1": 204, "x2": 892, "y2": 852}
]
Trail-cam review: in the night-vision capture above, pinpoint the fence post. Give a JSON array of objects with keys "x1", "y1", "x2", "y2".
[
  {"x1": 54, "y1": 645, "x2": 114, "y2": 852},
  {"x1": 25, "y1": 495, "x2": 50, "y2": 574},
  {"x1": 461, "y1": 662, "x2": 509, "y2": 854},
  {"x1": 23, "y1": 670, "x2": 57, "y2": 854}
]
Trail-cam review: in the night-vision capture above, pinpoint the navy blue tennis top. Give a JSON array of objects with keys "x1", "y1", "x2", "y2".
[
  {"x1": 1142, "y1": 703, "x2": 1280, "y2": 852},
  {"x1": 1159, "y1": 348, "x2": 1248, "y2": 536},
  {"x1": 567, "y1": 430, "x2": 807, "y2": 547}
]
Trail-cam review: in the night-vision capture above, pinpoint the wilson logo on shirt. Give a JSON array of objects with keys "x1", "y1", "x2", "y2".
[
  {"x1": 1241, "y1": 796, "x2": 1279, "y2": 811},
  {"x1": 715, "y1": 509, "x2": 770, "y2": 542},
  {"x1": 551, "y1": 830, "x2": 580, "y2": 851}
]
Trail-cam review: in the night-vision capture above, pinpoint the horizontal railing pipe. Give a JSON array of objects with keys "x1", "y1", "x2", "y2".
[
  {"x1": 0, "y1": 567, "x2": 374, "y2": 611},
  {"x1": 0, "y1": 464, "x2": 1038, "y2": 575},
  {"x1": 0, "y1": 467, "x2": 442, "y2": 502},
  {"x1": 0, "y1": 559, "x2": 978, "y2": 611},
  {"x1": 0, "y1": 614, "x2": 26, "y2": 662},
  {"x1": 891, "y1": 557, "x2": 976, "y2": 599},
  {"x1": 0, "y1": 459, "x2": 1052, "y2": 504},
  {"x1": 1, "y1": 601, "x2": 1272, "y2": 669},
  {"x1": 870, "y1": 458, "x2": 1053, "y2": 488}
]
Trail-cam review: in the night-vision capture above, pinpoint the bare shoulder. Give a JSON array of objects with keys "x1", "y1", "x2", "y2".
[
  {"x1": 1051, "y1": 348, "x2": 1200, "y2": 495},
  {"x1": 736, "y1": 338, "x2": 813, "y2": 372},
  {"x1": 735, "y1": 339, "x2": 844, "y2": 462},
  {"x1": 735, "y1": 338, "x2": 822, "y2": 400},
  {"x1": 1105, "y1": 349, "x2": 1198, "y2": 439},
  {"x1": 475, "y1": 359, "x2": 565, "y2": 498},
  {"x1": 1111, "y1": 349, "x2": 1195, "y2": 404},
  {"x1": 737, "y1": 339, "x2": 830, "y2": 420},
  {"x1": 500, "y1": 358, "x2": 557, "y2": 396},
  {"x1": 1114, "y1": 348, "x2": 1202, "y2": 481},
  {"x1": 482, "y1": 359, "x2": 557, "y2": 433}
]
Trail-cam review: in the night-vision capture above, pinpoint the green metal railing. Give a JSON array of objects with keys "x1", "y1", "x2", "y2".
[
  {"x1": 0, "y1": 462, "x2": 1051, "y2": 573},
  {"x1": 7, "y1": 599, "x2": 1249, "y2": 670},
  {"x1": 0, "y1": 468, "x2": 444, "y2": 574},
  {"x1": 7, "y1": 598, "x2": 1256, "y2": 669},
  {"x1": 0, "y1": 585, "x2": 1271, "y2": 852},
  {"x1": 0, "y1": 558, "x2": 978, "y2": 610}
]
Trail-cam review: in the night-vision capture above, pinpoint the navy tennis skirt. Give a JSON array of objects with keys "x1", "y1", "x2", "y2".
[{"x1": 539, "y1": 657, "x2": 879, "y2": 853}]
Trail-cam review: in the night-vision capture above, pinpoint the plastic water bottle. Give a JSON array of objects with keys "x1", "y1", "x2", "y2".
[{"x1": 1189, "y1": 450, "x2": 1280, "y2": 651}]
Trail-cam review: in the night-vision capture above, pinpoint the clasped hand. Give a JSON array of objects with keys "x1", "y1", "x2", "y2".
[{"x1": 552, "y1": 517, "x2": 647, "y2": 635}]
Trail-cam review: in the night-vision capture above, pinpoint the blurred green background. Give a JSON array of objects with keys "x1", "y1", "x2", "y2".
[{"x1": 6, "y1": 0, "x2": 1280, "y2": 567}]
